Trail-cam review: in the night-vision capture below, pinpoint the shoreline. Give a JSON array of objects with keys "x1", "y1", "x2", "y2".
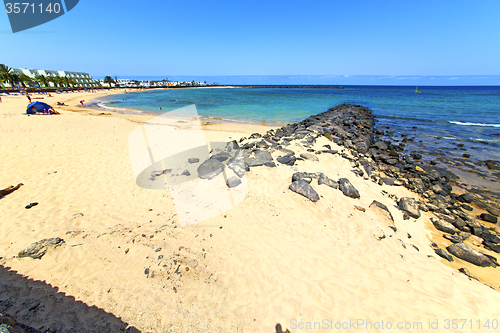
[
  {"x1": 1, "y1": 91, "x2": 499, "y2": 332},
  {"x1": 90, "y1": 91, "x2": 285, "y2": 128},
  {"x1": 94, "y1": 89, "x2": 500, "y2": 194},
  {"x1": 90, "y1": 90, "x2": 500, "y2": 229}
]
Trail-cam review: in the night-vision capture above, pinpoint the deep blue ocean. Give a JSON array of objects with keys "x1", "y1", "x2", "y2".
[{"x1": 99, "y1": 86, "x2": 500, "y2": 163}]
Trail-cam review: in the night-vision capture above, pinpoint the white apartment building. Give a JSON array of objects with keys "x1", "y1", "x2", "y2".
[{"x1": 6, "y1": 68, "x2": 100, "y2": 87}]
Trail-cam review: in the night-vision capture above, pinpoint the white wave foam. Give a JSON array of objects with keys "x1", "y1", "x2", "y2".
[{"x1": 449, "y1": 121, "x2": 500, "y2": 128}]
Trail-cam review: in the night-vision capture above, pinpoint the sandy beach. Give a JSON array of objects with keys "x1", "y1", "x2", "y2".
[{"x1": 1, "y1": 90, "x2": 500, "y2": 332}]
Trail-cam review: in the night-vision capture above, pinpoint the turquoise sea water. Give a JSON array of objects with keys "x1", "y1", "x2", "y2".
[{"x1": 100, "y1": 86, "x2": 500, "y2": 161}]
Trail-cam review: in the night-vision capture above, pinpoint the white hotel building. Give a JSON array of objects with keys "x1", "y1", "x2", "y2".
[{"x1": 7, "y1": 68, "x2": 100, "y2": 87}]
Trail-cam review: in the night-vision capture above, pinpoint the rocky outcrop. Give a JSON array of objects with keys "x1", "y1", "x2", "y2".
[{"x1": 231, "y1": 104, "x2": 498, "y2": 272}]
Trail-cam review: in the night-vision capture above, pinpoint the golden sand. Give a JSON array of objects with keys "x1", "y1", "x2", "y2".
[{"x1": 1, "y1": 90, "x2": 499, "y2": 332}]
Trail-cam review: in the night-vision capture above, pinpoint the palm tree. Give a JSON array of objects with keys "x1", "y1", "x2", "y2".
[
  {"x1": 63, "y1": 76, "x2": 76, "y2": 88},
  {"x1": 17, "y1": 74, "x2": 33, "y2": 88},
  {"x1": 10, "y1": 72, "x2": 22, "y2": 88},
  {"x1": 35, "y1": 74, "x2": 49, "y2": 87},
  {"x1": 49, "y1": 76, "x2": 62, "y2": 88},
  {"x1": 0, "y1": 64, "x2": 16, "y2": 87},
  {"x1": 103, "y1": 76, "x2": 115, "y2": 87}
]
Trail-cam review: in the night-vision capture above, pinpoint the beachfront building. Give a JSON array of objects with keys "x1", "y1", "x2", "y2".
[
  {"x1": 99, "y1": 79, "x2": 150, "y2": 88},
  {"x1": 3, "y1": 68, "x2": 100, "y2": 88},
  {"x1": 97, "y1": 78, "x2": 211, "y2": 88},
  {"x1": 63, "y1": 71, "x2": 100, "y2": 87}
]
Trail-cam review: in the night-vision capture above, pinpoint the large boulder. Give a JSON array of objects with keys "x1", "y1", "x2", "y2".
[
  {"x1": 197, "y1": 157, "x2": 225, "y2": 180},
  {"x1": 446, "y1": 243, "x2": 493, "y2": 267},
  {"x1": 246, "y1": 150, "x2": 273, "y2": 167},
  {"x1": 432, "y1": 219, "x2": 457, "y2": 235},
  {"x1": 398, "y1": 197, "x2": 421, "y2": 219},
  {"x1": 277, "y1": 155, "x2": 296, "y2": 166},
  {"x1": 338, "y1": 178, "x2": 360, "y2": 199},
  {"x1": 480, "y1": 213, "x2": 498, "y2": 224},
  {"x1": 18, "y1": 238, "x2": 65, "y2": 259},
  {"x1": 289, "y1": 180, "x2": 320, "y2": 202}
]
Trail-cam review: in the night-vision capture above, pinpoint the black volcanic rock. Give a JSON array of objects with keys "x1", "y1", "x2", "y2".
[
  {"x1": 289, "y1": 179, "x2": 320, "y2": 202},
  {"x1": 197, "y1": 157, "x2": 225, "y2": 180},
  {"x1": 480, "y1": 213, "x2": 498, "y2": 224},
  {"x1": 318, "y1": 173, "x2": 338, "y2": 189},
  {"x1": 292, "y1": 172, "x2": 318, "y2": 183},
  {"x1": 446, "y1": 243, "x2": 493, "y2": 267},
  {"x1": 277, "y1": 155, "x2": 296, "y2": 166},
  {"x1": 338, "y1": 178, "x2": 360, "y2": 199},
  {"x1": 398, "y1": 197, "x2": 421, "y2": 219},
  {"x1": 432, "y1": 219, "x2": 457, "y2": 235},
  {"x1": 19, "y1": 238, "x2": 65, "y2": 259},
  {"x1": 246, "y1": 149, "x2": 273, "y2": 167},
  {"x1": 458, "y1": 193, "x2": 473, "y2": 203}
]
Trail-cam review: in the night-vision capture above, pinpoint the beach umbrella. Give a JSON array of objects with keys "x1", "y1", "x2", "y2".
[{"x1": 26, "y1": 101, "x2": 52, "y2": 114}]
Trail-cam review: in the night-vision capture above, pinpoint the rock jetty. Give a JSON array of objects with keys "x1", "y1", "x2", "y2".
[{"x1": 195, "y1": 104, "x2": 499, "y2": 269}]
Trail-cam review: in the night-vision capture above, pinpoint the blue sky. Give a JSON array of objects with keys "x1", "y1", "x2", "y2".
[{"x1": 1, "y1": 0, "x2": 500, "y2": 84}]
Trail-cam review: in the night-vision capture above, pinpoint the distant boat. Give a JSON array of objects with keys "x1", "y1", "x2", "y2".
[{"x1": 415, "y1": 86, "x2": 421, "y2": 93}]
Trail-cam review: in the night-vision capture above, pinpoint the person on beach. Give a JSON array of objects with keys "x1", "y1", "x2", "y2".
[
  {"x1": 30, "y1": 107, "x2": 59, "y2": 115},
  {"x1": 80, "y1": 100, "x2": 84, "y2": 106},
  {"x1": 26, "y1": 94, "x2": 31, "y2": 103},
  {"x1": 0, "y1": 183, "x2": 23, "y2": 198}
]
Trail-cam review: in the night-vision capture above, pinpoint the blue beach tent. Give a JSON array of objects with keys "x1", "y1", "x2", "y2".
[{"x1": 26, "y1": 101, "x2": 52, "y2": 114}]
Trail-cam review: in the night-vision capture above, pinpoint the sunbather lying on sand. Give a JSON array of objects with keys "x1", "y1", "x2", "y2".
[
  {"x1": 31, "y1": 108, "x2": 60, "y2": 115},
  {"x1": 0, "y1": 183, "x2": 23, "y2": 197}
]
